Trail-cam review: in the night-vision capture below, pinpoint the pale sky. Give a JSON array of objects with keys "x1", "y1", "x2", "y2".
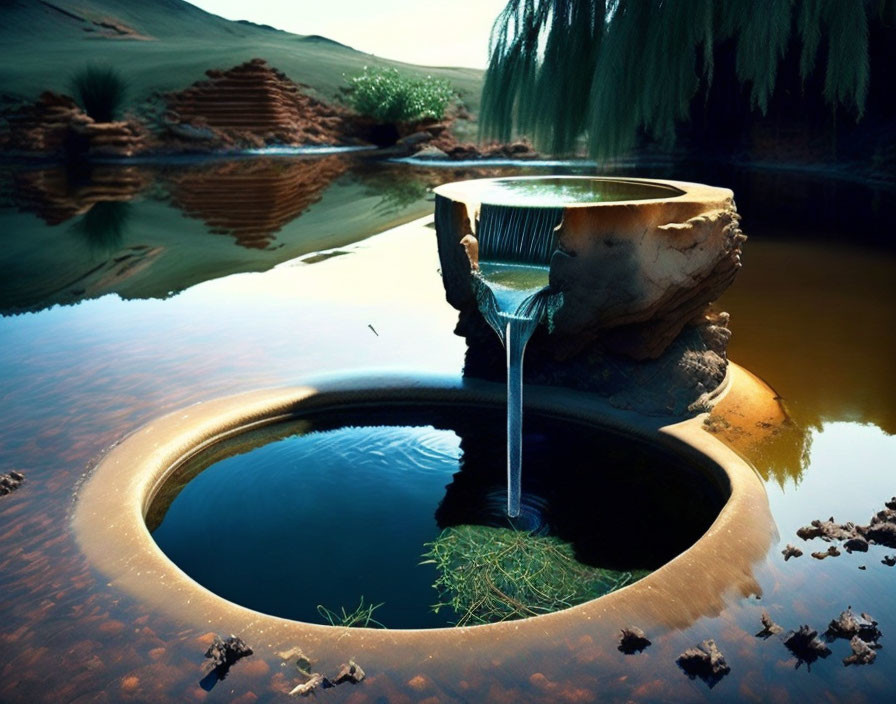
[{"x1": 187, "y1": 0, "x2": 511, "y2": 69}]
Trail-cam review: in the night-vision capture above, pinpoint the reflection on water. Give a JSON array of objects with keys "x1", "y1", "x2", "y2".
[
  {"x1": 150, "y1": 405, "x2": 714, "y2": 629},
  {"x1": 8, "y1": 164, "x2": 148, "y2": 226},
  {"x1": 69, "y1": 200, "x2": 133, "y2": 251},
  {"x1": 0, "y1": 159, "x2": 516, "y2": 314},
  {"x1": 0, "y1": 157, "x2": 894, "y2": 702},
  {"x1": 165, "y1": 156, "x2": 350, "y2": 249}
]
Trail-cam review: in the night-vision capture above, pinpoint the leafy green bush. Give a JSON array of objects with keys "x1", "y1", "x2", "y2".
[
  {"x1": 70, "y1": 65, "x2": 127, "y2": 123},
  {"x1": 346, "y1": 67, "x2": 454, "y2": 123}
]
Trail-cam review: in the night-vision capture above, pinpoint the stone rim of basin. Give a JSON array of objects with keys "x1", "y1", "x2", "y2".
[
  {"x1": 73, "y1": 367, "x2": 776, "y2": 662},
  {"x1": 432, "y1": 175, "x2": 690, "y2": 208}
]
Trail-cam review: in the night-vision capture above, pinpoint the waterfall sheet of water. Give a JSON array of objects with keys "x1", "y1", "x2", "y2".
[
  {"x1": 473, "y1": 204, "x2": 564, "y2": 518},
  {"x1": 473, "y1": 262, "x2": 562, "y2": 518}
]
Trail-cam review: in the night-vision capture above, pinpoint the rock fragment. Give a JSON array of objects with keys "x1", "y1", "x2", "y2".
[
  {"x1": 204, "y1": 634, "x2": 253, "y2": 671},
  {"x1": 755, "y1": 612, "x2": 783, "y2": 639},
  {"x1": 783, "y1": 626, "x2": 831, "y2": 670},
  {"x1": 200, "y1": 635, "x2": 254, "y2": 691},
  {"x1": 676, "y1": 639, "x2": 730, "y2": 687},
  {"x1": 844, "y1": 537, "x2": 869, "y2": 553},
  {"x1": 811, "y1": 546, "x2": 841, "y2": 560},
  {"x1": 618, "y1": 626, "x2": 651, "y2": 654},
  {"x1": 0, "y1": 471, "x2": 25, "y2": 496},
  {"x1": 863, "y1": 519, "x2": 896, "y2": 548},
  {"x1": 332, "y1": 660, "x2": 365, "y2": 685},
  {"x1": 882, "y1": 555, "x2": 896, "y2": 567},
  {"x1": 781, "y1": 544, "x2": 803, "y2": 561},
  {"x1": 797, "y1": 517, "x2": 856, "y2": 542},
  {"x1": 843, "y1": 636, "x2": 877, "y2": 666},
  {"x1": 827, "y1": 607, "x2": 882, "y2": 643},
  {"x1": 289, "y1": 672, "x2": 329, "y2": 697}
]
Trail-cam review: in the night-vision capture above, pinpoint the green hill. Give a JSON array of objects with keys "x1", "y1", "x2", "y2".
[{"x1": 0, "y1": 0, "x2": 484, "y2": 112}]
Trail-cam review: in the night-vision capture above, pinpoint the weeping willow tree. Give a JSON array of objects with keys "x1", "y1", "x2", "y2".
[{"x1": 481, "y1": 0, "x2": 895, "y2": 157}]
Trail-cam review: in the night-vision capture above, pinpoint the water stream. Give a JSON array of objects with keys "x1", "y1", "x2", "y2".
[{"x1": 470, "y1": 204, "x2": 564, "y2": 517}]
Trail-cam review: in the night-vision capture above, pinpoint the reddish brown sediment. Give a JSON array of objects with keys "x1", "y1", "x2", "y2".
[
  {"x1": 165, "y1": 157, "x2": 350, "y2": 249},
  {"x1": 163, "y1": 59, "x2": 352, "y2": 149}
]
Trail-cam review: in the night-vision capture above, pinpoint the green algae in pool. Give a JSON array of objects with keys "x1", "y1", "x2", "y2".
[{"x1": 149, "y1": 405, "x2": 724, "y2": 629}]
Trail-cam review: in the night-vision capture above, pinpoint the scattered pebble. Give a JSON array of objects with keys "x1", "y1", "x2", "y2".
[
  {"x1": 783, "y1": 626, "x2": 830, "y2": 670},
  {"x1": 843, "y1": 636, "x2": 877, "y2": 666},
  {"x1": 811, "y1": 546, "x2": 840, "y2": 560},
  {"x1": 797, "y1": 517, "x2": 855, "y2": 541},
  {"x1": 796, "y1": 501, "x2": 896, "y2": 552},
  {"x1": 204, "y1": 635, "x2": 253, "y2": 671},
  {"x1": 844, "y1": 537, "x2": 869, "y2": 553},
  {"x1": 827, "y1": 607, "x2": 882, "y2": 643},
  {"x1": 859, "y1": 565, "x2": 867, "y2": 570},
  {"x1": 287, "y1": 660, "x2": 365, "y2": 696},
  {"x1": 755, "y1": 611, "x2": 783, "y2": 639},
  {"x1": 882, "y1": 555, "x2": 896, "y2": 567},
  {"x1": 0, "y1": 471, "x2": 25, "y2": 496},
  {"x1": 332, "y1": 660, "x2": 365, "y2": 685},
  {"x1": 618, "y1": 626, "x2": 651, "y2": 654},
  {"x1": 289, "y1": 672, "x2": 328, "y2": 697},
  {"x1": 276, "y1": 647, "x2": 306, "y2": 662},
  {"x1": 782, "y1": 544, "x2": 803, "y2": 561},
  {"x1": 676, "y1": 639, "x2": 730, "y2": 687}
]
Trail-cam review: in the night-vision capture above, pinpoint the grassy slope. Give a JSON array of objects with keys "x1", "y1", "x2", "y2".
[{"x1": 0, "y1": 0, "x2": 484, "y2": 112}]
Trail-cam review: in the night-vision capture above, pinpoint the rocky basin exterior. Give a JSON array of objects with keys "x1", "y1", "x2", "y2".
[{"x1": 434, "y1": 177, "x2": 746, "y2": 415}]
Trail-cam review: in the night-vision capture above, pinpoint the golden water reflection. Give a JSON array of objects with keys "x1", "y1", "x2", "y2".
[{"x1": 718, "y1": 238, "x2": 896, "y2": 484}]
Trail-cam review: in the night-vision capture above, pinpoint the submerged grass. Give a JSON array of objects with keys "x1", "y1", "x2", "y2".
[
  {"x1": 422, "y1": 525, "x2": 640, "y2": 626},
  {"x1": 316, "y1": 596, "x2": 386, "y2": 628}
]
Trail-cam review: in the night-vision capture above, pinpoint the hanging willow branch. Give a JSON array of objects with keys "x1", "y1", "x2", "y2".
[{"x1": 481, "y1": 0, "x2": 888, "y2": 157}]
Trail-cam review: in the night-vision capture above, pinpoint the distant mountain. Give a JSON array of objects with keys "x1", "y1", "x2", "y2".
[{"x1": 0, "y1": 0, "x2": 483, "y2": 111}]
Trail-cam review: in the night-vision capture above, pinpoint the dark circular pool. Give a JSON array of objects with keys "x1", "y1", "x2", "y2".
[{"x1": 148, "y1": 404, "x2": 726, "y2": 629}]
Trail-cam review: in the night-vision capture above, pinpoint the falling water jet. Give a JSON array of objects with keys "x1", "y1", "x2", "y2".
[{"x1": 466, "y1": 203, "x2": 563, "y2": 518}]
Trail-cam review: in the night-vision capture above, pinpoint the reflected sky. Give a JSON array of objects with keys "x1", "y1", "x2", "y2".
[{"x1": 0, "y1": 158, "x2": 894, "y2": 702}]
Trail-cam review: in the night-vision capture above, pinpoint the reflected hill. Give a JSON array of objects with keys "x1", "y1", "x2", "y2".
[
  {"x1": 11, "y1": 165, "x2": 148, "y2": 226},
  {"x1": 0, "y1": 158, "x2": 488, "y2": 314},
  {"x1": 165, "y1": 157, "x2": 350, "y2": 249}
]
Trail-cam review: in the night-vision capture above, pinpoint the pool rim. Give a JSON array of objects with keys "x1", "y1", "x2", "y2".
[{"x1": 72, "y1": 367, "x2": 775, "y2": 657}]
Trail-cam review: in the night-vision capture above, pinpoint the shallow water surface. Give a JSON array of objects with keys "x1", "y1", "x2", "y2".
[{"x1": 0, "y1": 157, "x2": 894, "y2": 702}]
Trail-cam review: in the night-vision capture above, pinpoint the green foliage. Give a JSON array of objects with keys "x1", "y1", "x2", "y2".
[
  {"x1": 316, "y1": 597, "x2": 386, "y2": 628},
  {"x1": 346, "y1": 67, "x2": 455, "y2": 123},
  {"x1": 421, "y1": 525, "x2": 638, "y2": 626},
  {"x1": 70, "y1": 65, "x2": 127, "y2": 123},
  {"x1": 482, "y1": 0, "x2": 886, "y2": 157}
]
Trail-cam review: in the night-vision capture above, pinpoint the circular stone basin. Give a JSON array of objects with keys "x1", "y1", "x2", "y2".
[
  {"x1": 434, "y1": 175, "x2": 686, "y2": 208},
  {"x1": 147, "y1": 404, "x2": 726, "y2": 629},
  {"x1": 74, "y1": 373, "x2": 774, "y2": 660}
]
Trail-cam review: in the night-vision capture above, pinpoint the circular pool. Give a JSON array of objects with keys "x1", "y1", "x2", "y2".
[
  {"x1": 74, "y1": 370, "x2": 774, "y2": 664},
  {"x1": 146, "y1": 402, "x2": 726, "y2": 629}
]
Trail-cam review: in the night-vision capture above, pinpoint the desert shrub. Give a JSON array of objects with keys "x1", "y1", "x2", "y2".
[
  {"x1": 346, "y1": 67, "x2": 454, "y2": 123},
  {"x1": 70, "y1": 65, "x2": 127, "y2": 123}
]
